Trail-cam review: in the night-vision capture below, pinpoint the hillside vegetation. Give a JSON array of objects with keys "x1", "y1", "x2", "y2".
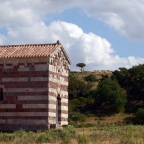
[{"x1": 69, "y1": 64, "x2": 144, "y2": 126}]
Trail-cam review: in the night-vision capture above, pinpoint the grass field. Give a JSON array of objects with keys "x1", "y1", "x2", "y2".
[
  {"x1": 77, "y1": 124, "x2": 144, "y2": 144},
  {"x1": 0, "y1": 124, "x2": 144, "y2": 144}
]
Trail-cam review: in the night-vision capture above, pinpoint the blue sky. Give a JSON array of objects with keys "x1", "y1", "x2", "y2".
[
  {"x1": 47, "y1": 7, "x2": 144, "y2": 57},
  {"x1": 0, "y1": 0, "x2": 144, "y2": 70}
]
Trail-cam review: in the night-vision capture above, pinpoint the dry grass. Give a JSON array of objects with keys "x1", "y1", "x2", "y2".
[
  {"x1": 71, "y1": 71, "x2": 112, "y2": 89},
  {"x1": 77, "y1": 124, "x2": 144, "y2": 144},
  {"x1": 71, "y1": 71, "x2": 112, "y2": 80},
  {"x1": 0, "y1": 123, "x2": 144, "y2": 144},
  {"x1": 81, "y1": 113, "x2": 133, "y2": 126}
]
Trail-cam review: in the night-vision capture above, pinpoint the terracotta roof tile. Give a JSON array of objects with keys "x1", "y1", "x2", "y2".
[{"x1": 0, "y1": 43, "x2": 60, "y2": 58}]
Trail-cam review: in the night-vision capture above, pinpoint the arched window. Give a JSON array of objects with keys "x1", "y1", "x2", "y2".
[
  {"x1": 56, "y1": 95, "x2": 61, "y2": 124},
  {"x1": 0, "y1": 88, "x2": 3, "y2": 101}
]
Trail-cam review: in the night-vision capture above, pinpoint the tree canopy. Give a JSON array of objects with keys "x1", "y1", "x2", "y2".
[
  {"x1": 96, "y1": 78, "x2": 127, "y2": 112},
  {"x1": 68, "y1": 64, "x2": 144, "y2": 124},
  {"x1": 76, "y1": 63, "x2": 86, "y2": 72},
  {"x1": 68, "y1": 73, "x2": 93, "y2": 99},
  {"x1": 112, "y1": 64, "x2": 144, "y2": 101}
]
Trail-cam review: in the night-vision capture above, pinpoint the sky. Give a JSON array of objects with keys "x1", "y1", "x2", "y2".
[{"x1": 0, "y1": 0, "x2": 144, "y2": 71}]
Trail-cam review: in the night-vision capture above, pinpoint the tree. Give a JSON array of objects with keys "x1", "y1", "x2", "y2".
[
  {"x1": 96, "y1": 78, "x2": 127, "y2": 112},
  {"x1": 68, "y1": 73, "x2": 93, "y2": 99},
  {"x1": 76, "y1": 63, "x2": 86, "y2": 72},
  {"x1": 113, "y1": 64, "x2": 144, "y2": 101}
]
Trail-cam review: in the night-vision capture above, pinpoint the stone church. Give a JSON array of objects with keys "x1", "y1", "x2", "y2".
[{"x1": 0, "y1": 40, "x2": 71, "y2": 131}]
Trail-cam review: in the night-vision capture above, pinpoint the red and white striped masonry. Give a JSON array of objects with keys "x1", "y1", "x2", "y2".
[{"x1": 0, "y1": 41, "x2": 71, "y2": 131}]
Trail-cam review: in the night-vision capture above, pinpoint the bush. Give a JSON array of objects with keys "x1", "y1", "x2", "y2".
[
  {"x1": 69, "y1": 121, "x2": 79, "y2": 127},
  {"x1": 0, "y1": 133, "x2": 15, "y2": 142},
  {"x1": 13, "y1": 129, "x2": 36, "y2": 144},
  {"x1": 134, "y1": 108, "x2": 144, "y2": 124},
  {"x1": 84, "y1": 74, "x2": 98, "y2": 82},
  {"x1": 36, "y1": 130, "x2": 59, "y2": 143},
  {"x1": 70, "y1": 112, "x2": 86, "y2": 123},
  {"x1": 77, "y1": 134, "x2": 89, "y2": 144}
]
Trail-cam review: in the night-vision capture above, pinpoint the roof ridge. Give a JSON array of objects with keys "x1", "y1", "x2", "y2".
[
  {"x1": 0, "y1": 42, "x2": 59, "y2": 48},
  {"x1": 0, "y1": 40, "x2": 63, "y2": 58}
]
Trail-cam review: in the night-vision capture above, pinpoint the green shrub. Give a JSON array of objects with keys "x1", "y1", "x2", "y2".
[
  {"x1": 77, "y1": 134, "x2": 89, "y2": 144},
  {"x1": 84, "y1": 74, "x2": 98, "y2": 82},
  {"x1": 36, "y1": 133, "x2": 50, "y2": 143},
  {"x1": 64, "y1": 125, "x2": 76, "y2": 137},
  {"x1": 13, "y1": 129, "x2": 36, "y2": 144},
  {"x1": 59, "y1": 126, "x2": 76, "y2": 144},
  {"x1": 61, "y1": 138, "x2": 71, "y2": 144},
  {"x1": 36, "y1": 130, "x2": 59, "y2": 143},
  {"x1": 70, "y1": 112, "x2": 86, "y2": 123},
  {"x1": 52, "y1": 125, "x2": 76, "y2": 138},
  {"x1": 69, "y1": 121, "x2": 79, "y2": 127},
  {"x1": 134, "y1": 108, "x2": 144, "y2": 124},
  {"x1": 0, "y1": 130, "x2": 36, "y2": 144},
  {"x1": 0, "y1": 133, "x2": 14, "y2": 142}
]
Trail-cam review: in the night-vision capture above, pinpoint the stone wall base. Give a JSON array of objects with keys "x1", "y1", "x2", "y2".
[{"x1": 0, "y1": 124, "x2": 50, "y2": 132}]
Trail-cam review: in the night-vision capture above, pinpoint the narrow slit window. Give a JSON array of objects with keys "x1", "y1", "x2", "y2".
[{"x1": 0, "y1": 88, "x2": 3, "y2": 101}]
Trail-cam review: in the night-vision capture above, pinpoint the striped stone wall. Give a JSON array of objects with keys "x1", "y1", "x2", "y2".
[
  {"x1": 0, "y1": 47, "x2": 70, "y2": 131},
  {"x1": 0, "y1": 57, "x2": 49, "y2": 131},
  {"x1": 48, "y1": 48, "x2": 69, "y2": 126}
]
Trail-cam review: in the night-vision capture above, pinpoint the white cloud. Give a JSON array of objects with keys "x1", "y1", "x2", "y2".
[
  {"x1": 1, "y1": 0, "x2": 144, "y2": 39},
  {"x1": 0, "y1": 34, "x2": 5, "y2": 45},
  {"x1": 78, "y1": 0, "x2": 144, "y2": 40},
  {"x1": 3, "y1": 20, "x2": 144, "y2": 70},
  {"x1": 0, "y1": 0, "x2": 144, "y2": 70},
  {"x1": 0, "y1": 0, "x2": 40, "y2": 28}
]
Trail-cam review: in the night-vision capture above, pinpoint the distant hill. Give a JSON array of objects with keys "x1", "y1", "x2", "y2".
[{"x1": 70, "y1": 70, "x2": 112, "y2": 89}]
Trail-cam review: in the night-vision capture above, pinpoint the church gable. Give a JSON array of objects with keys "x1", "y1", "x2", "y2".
[{"x1": 0, "y1": 41, "x2": 70, "y2": 131}]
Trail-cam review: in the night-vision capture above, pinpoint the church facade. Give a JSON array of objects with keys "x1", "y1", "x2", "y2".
[{"x1": 0, "y1": 41, "x2": 70, "y2": 131}]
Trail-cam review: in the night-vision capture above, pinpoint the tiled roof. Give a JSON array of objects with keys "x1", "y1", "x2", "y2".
[{"x1": 0, "y1": 41, "x2": 61, "y2": 58}]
